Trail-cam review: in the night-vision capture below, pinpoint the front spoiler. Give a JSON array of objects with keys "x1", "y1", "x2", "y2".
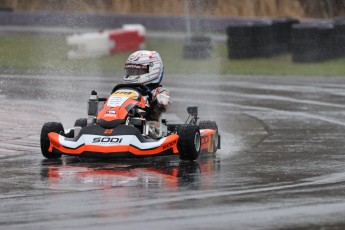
[{"x1": 48, "y1": 132, "x2": 179, "y2": 158}]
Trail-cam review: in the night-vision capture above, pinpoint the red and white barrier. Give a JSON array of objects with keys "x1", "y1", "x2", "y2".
[{"x1": 67, "y1": 24, "x2": 145, "y2": 59}]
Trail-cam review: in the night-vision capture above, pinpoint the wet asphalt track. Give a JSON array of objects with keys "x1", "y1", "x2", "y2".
[{"x1": 1, "y1": 73, "x2": 345, "y2": 229}]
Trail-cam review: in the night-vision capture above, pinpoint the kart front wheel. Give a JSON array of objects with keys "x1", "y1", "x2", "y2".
[
  {"x1": 176, "y1": 124, "x2": 201, "y2": 161},
  {"x1": 40, "y1": 122, "x2": 64, "y2": 159}
]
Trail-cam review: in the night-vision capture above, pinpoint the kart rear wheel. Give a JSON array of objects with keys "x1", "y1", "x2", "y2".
[
  {"x1": 176, "y1": 124, "x2": 201, "y2": 161},
  {"x1": 74, "y1": 118, "x2": 87, "y2": 127},
  {"x1": 199, "y1": 120, "x2": 219, "y2": 153},
  {"x1": 40, "y1": 122, "x2": 64, "y2": 159}
]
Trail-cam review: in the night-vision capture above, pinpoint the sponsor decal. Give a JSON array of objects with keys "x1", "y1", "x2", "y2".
[
  {"x1": 162, "y1": 140, "x2": 177, "y2": 150},
  {"x1": 104, "y1": 129, "x2": 113, "y2": 134},
  {"x1": 92, "y1": 137, "x2": 123, "y2": 144},
  {"x1": 125, "y1": 64, "x2": 149, "y2": 71},
  {"x1": 104, "y1": 114, "x2": 116, "y2": 118},
  {"x1": 106, "y1": 108, "x2": 116, "y2": 114},
  {"x1": 112, "y1": 89, "x2": 139, "y2": 100},
  {"x1": 128, "y1": 53, "x2": 140, "y2": 61},
  {"x1": 107, "y1": 95, "x2": 126, "y2": 107},
  {"x1": 105, "y1": 108, "x2": 116, "y2": 117}
]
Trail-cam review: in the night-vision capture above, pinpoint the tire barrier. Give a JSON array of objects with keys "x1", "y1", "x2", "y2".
[
  {"x1": 227, "y1": 18, "x2": 299, "y2": 59},
  {"x1": 66, "y1": 24, "x2": 145, "y2": 59},
  {"x1": 291, "y1": 23, "x2": 335, "y2": 62},
  {"x1": 183, "y1": 36, "x2": 213, "y2": 59},
  {"x1": 227, "y1": 17, "x2": 345, "y2": 62},
  {"x1": 253, "y1": 20, "x2": 275, "y2": 58},
  {"x1": 272, "y1": 17, "x2": 300, "y2": 54},
  {"x1": 333, "y1": 18, "x2": 345, "y2": 59},
  {"x1": 291, "y1": 18, "x2": 345, "y2": 63},
  {"x1": 226, "y1": 21, "x2": 255, "y2": 59}
]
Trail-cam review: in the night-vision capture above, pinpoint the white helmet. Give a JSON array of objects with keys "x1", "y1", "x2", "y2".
[{"x1": 124, "y1": 50, "x2": 164, "y2": 85}]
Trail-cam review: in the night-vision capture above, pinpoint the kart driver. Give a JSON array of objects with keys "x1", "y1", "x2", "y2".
[{"x1": 123, "y1": 50, "x2": 170, "y2": 139}]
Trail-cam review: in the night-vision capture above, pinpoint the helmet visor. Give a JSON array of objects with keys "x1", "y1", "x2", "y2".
[{"x1": 125, "y1": 64, "x2": 149, "y2": 76}]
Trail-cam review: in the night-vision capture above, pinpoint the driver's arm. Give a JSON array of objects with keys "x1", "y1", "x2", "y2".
[{"x1": 152, "y1": 87, "x2": 170, "y2": 110}]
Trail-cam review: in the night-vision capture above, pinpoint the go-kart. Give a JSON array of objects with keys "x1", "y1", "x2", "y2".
[{"x1": 40, "y1": 83, "x2": 220, "y2": 161}]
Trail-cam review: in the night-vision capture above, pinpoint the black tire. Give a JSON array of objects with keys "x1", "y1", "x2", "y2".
[
  {"x1": 40, "y1": 122, "x2": 64, "y2": 159},
  {"x1": 74, "y1": 118, "x2": 88, "y2": 127},
  {"x1": 176, "y1": 124, "x2": 201, "y2": 161},
  {"x1": 199, "y1": 120, "x2": 219, "y2": 153}
]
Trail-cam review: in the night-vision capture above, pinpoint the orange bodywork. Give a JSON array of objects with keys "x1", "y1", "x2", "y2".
[
  {"x1": 48, "y1": 132, "x2": 179, "y2": 157},
  {"x1": 200, "y1": 129, "x2": 216, "y2": 153},
  {"x1": 97, "y1": 92, "x2": 146, "y2": 122}
]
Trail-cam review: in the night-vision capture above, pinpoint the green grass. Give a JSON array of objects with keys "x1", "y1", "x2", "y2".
[{"x1": 0, "y1": 34, "x2": 344, "y2": 76}]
